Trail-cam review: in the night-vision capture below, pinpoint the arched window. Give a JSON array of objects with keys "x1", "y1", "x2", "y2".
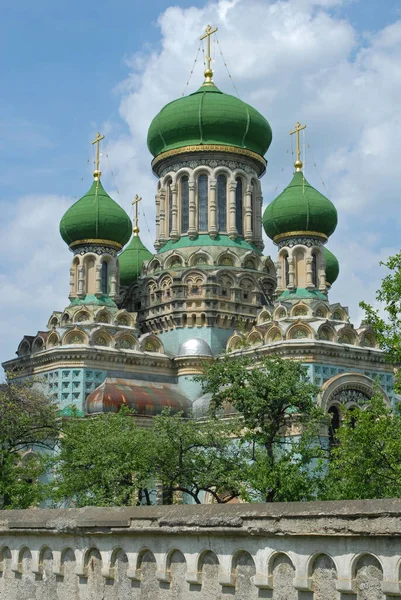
[
  {"x1": 181, "y1": 176, "x2": 189, "y2": 233},
  {"x1": 283, "y1": 254, "x2": 289, "y2": 287},
  {"x1": 101, "y1": 261, "x2": 108, "y2": 295},
  {"x1": 328, "y1": 405, "x2": 340, "y2": 448},
  {"x1": 198, "y1": 174, "x2": 208, "y2": 231},
  {"x1": 235, "y1": 177, "x2": 243, "y2": 235},
  {"x1": 167, "y1": 179, "x2": 173, "y2": 235},
  {"x1": 217, "y1": 174, "x2": 227, "y2": 232},
  {"x1": 312, "y1": 252, "x2": 318, "y2": 287}
]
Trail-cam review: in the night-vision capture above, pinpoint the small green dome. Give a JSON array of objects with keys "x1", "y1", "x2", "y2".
[
  {"x1": 60, "y1": 179, "x2": 132, "y2": 248},
  {"x1": 263, "y1": 171, "x2": 338, "y2": 241},
  {"x1": 147, "y1": 82, "x2": 272, "y2": 159},
  {"x1": 119, "y1": 234, "x2": 153, "y2": 286},
  {"x1": 324, "y1": 247, "x2": 339, "y2": 285}
]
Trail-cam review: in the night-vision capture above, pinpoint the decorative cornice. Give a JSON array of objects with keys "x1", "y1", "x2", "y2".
[
  {"x1": 273, "y1": 231, "x2": 328, "y2": 244},
  {"x1": 152, "y1": 145, "x2": 266, "y2": 172},
  {"x1": 69, "y1": 239, "x2": 122, "y2": 251}
]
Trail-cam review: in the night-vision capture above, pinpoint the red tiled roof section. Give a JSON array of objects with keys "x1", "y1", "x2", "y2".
[{"x1": 85, "y1": 377, "x2": 191, "y2": 416}]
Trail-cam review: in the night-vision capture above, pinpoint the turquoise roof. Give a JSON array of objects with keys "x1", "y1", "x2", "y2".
[
  {"x1": 279, "y1": 288, "x2": 327, "y2": 301},
  {"x1": 158, "y1": 234, "x2": 261, "y2": 254},
  {"x1": 68, "y1": 294, "x2": 117, "y2": 308}
]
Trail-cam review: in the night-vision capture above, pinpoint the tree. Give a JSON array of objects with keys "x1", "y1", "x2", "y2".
[
  {"x1": 49, "y1": 407, "x2": 152, "y2": 507},
  {"x1": 360, "y1": 252, "x2": 401, "y2": 390},
  {"x1": 49, "y1": 407, "x2": 247, "y2": 507},
  {"x1": 0, "y1": 378, "x2": 59, "y2": 509},
  {"x1": 321, "y1": 394, "x2": 401, "y2": 500},
  {"x1": 149, "y1": 411, "x2": 248, "y2": 504},
  {"x1": 197, "y1": 355, "x2": 326, "y2": 502}
]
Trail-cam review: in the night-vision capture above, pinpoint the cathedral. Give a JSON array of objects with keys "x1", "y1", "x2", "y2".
[{"x1": 3, "y1": 27, "x2": 394, "y2": 430}]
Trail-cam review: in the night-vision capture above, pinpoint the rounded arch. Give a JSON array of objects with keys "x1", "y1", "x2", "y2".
[
  {"x1": 290, "y1": 303, "x2": 310, "y2": 318},
  {"x1": 173, "y1": 167, "x2": 191, "y2": 183},
  {"x1": 307, "y1": 552, "x2": 338, "y2": 577},
  {"x1": 216, "y1": 250, "x2": 238, "y2": 267},
  {"x1": 62, "y1": 328, "x2": 88, "y2": 346},
  {"x1": 47, "y1": 331, "x2": 60, "y2": 348},
  {"x1": 32, "y1": 335, "x2": 45, "y2": 353},
  {"x1": 148, "y1": 258, "x2": 162, "y2": 273},
  {"x1": 226, "y1": 333, "x2": 244, "y2": 351},
  {"x1": 90, "y1": 327, "x2": 114, "y2": 348},
  {"x1": 165, "y1": 253, "x2": 185, "y2": 269},
  {"x1": 351, "y1": 552, "x2": 384, "y2": 579},
  {"x1": 113, "y1": 310, "x2": 134, "y2": 327},
  {"x1": 188, "y1": 250, "x2": 212, "y2": 267},
  {"x1": 267, "y1": 550, "x2": 295, "y2": 578},
  {"x1": 18, "y1": 339, "x2": 31, "y2": 356},
  {"x1": 315, "y1": 303, "x2": 330, "y2": 319},
  {"x1": 317, "y1": 323, "x2": 337, "y2": 342},
  {"x1": 95, "y1": 308, "x2": 112, "y2": 324},
  {"x1": 197, "y1": 548, "x2": 219, "y2": 572},
  {"x1": 48, "y1": 313, "x2": 60, "y2": 328},
  {"x1": 286, "y1": 323, "x2": 313, "y2": 340},
  {"x1": 265, "y1": 326, "x2": 283, "y2": 344},
  {"x1": 17, "y1": 546, "x2": 32, "y2": 573},
  {"x1": 332, "y1": 307, "x2": 348, "y2": 321},
  {"x1": 247, "y1": 329, "x2": 263, "y2": 347},
  {"x1": 319, "y1": 372, "x2": 390, "y2": 412},
  {"x1": 359, "y1": 330, "x2": 376, "y2": 348},
  {"x1": 338, "y1": 326, "x2": 358, "y2": 345},
  {"x1": 73, "y1": 309, "x2": 91, "y2": 324},
  {"x1": 274, "y1": 305, "x2": 287, "y2": 320},
  {"x1": 192, "y1": 164, "x2": 213, "y2": 179},
  {"x1": 257, "y1": 309, "x2": 272, "y2": 324},
  {"x1": 140, "y1": 333, "x2": 165, "y2": 354},
  {"x1": 231, "y1": 549, "x2": 256, "y2": 576},
  {"x1": 115, "y1": 332, "x2": 137, "y2": 350}
]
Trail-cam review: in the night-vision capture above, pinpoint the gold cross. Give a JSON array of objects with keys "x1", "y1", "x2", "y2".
[
  {"x1": 200, "y1": 24, "x2": 218, "y2": 82},
  {"x1": 132, "y1": 194, "x2": 142, "y2": 235},
  {"x1": 289, "y1": 122, "x2": 306, "y2": 171},
  {"x1": 91, "y1": 132, "x2": 105, "y2": 178}
]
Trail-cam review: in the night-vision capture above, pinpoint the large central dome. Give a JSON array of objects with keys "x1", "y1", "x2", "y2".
[{"x1": 147, "y1": 82, "x2": 272, "y2": 159}]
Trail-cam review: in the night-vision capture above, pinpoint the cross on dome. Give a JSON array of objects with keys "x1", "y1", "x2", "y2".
[
  {"x1": 132, "y1": 194, "x2": 142, "y2": 236},
  {"x1": 289, "y1": 122, "x2": 306, "y2": 172},
  {"x1": 92, "y1": 131, "x2": 105, "y2": 180},
  {"x1": 200, "y1": 24, "x2": 218, "y2": 84}
]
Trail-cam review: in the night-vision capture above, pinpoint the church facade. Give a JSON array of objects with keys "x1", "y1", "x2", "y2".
[{"x1": 3, "y1": 29, "x2": 394, "y2": 428}]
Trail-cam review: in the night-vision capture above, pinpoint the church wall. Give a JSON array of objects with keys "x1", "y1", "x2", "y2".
[{"x1": 1, "y1": 500, "x2": 401, "y2": 599}]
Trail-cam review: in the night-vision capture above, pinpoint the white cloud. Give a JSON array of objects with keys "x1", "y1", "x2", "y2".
[
  {"x1": 0, "y1": 195, "x2": 72, "y2": 370},
  {"x1": 107, "y1": 0, "x2": 401, "y2": 325}
]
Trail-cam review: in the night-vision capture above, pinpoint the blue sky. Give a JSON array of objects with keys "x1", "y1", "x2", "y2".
[{"x1": 1, "y1": 0, "x2": 401, "y2": 368}]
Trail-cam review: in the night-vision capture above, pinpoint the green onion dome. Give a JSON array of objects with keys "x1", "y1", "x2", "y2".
[
  {"x1": 60, "y1": 179, "x2": 132, "y2": 249},
  {"x1": 119, "y1": 233, "x2": 153, "y2": 286},
  {"x1": 147, "y1": 82, "x2": 272, "y2": 159},
  {"x1": 324, "y1": 247, "x2": 339, "y2": 286},
  {"x1": 263, "y1": 171, "x2": 338, "y2": 242}
]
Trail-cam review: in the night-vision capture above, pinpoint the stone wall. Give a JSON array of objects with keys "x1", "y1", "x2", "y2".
[{"x1": 1, "y1": 499, "x2": 401, "y2": 599}]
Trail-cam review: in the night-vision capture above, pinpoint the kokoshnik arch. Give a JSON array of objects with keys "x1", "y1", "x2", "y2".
[{"x1": 3, "y1": 25, "x2": 394, "y2": 447}]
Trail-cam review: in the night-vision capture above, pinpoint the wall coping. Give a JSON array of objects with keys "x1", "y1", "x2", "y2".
[{"x1": 2, "y1": 499, "x2": 401, "y2": 537}]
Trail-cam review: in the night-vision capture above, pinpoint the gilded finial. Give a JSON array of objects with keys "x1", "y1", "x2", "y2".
[
  {"x1": 132, "y1": 194, "x2": 142, "y2": 236},
  {"x1": 200, "y1": 24, "x2": 218, "y2": 84},
  {"x1": 289, "y1": 122, "x2": 306, "y2": 172},
  {"x1": 92, "y1": 132, "x2": 105, "y2": 180}
]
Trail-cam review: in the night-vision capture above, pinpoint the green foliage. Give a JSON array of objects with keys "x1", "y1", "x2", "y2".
[
  {"x1": 50, "y1": 407, "x2": 247, "y2": 506},
  {"x1": 322, "y1": 394, "x2": 401, "y2": 500},
  {"x1": 360, "y1": 252, "x2": 401, "y2": 391},
  {"x1": 0, "y1": 378, "x2": 59, "y2": 509},
  {"x1": 49, "y1": 407, "x2": 151, "y2": 507},
  {"x1": 150, "y1": 411, "x2": 248, "y2": 503},
  {"x1": 197, "y1": 355, "x2": 326, "y2": 502}
]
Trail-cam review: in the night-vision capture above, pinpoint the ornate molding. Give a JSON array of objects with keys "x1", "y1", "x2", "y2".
[
  {"x1": 274, "y1": 232, "x2": 327, "y2": 245},
  {"x1": 158, "y1": 157, "x2": 259, "y2": 179},
  {"x1": 153, "y1": 145, "x2": 265, "y2": 174},
  {"x1": 71, "y1": 240, "x2": 121, "y2": 254}
]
